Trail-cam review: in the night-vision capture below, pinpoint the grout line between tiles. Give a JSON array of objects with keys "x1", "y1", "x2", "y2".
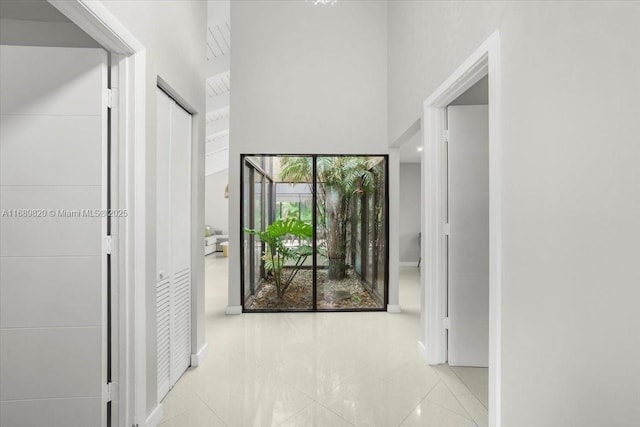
[
  {"x1": 273, "y1": 400, "x2": 315, "y2": 427},
  {"x1": 394, "y1": 378, "x2": 442, "y2": 427},
  {"x1": 314, "y1": 400, "x2": 357, "y2": 427},
  {"x1": 187, "y1": 383, "x2": 230, "y2": 427},
  {"x1": 449, "y1": 367, "x2": 488, "y2": 410}
]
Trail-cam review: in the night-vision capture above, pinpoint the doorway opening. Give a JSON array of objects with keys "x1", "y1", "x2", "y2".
[
  {"x1": 421, "y1": 31, "x2": 502, "y2": 426},
  {"x1": 240, "y1": 154, "x2": 388, "y2": 312},
  {"x1": 444, "y1": 78, "x2": 490, "y2": 409}
]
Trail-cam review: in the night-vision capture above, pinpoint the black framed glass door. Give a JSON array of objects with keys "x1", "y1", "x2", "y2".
[{"x1": 241, "y1": 154, "x2": 388, "y2": 312}]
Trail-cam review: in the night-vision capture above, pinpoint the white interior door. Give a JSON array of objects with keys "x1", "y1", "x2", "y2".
[
  {"x1": 156, "y1": 90, "x2": 172, "y2": 401},
  {"x1": 447, "y1": 105, "x2": 489, "y2": 367},
  {"x1": 168, "y1": 101, "x2": 192, "y2": 386},
  {"x1": 0, "y1": 46, "x2": 108, "y2": 426},
  {"x1": 156, "y1": 89, "x2": 191, "y2": 402}
]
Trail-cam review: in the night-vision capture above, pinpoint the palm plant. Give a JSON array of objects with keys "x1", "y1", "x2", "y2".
[
  {"x1": 245, "y1": 218, "x2": 313, "y2": 299},
  {"x1": 280, "y1": 156, "x2": 376, "y2": 280}
]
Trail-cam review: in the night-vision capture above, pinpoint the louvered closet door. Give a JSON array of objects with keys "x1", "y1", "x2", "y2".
[
  {"x1": 156, "y1": 90, "x2": 172, "y2": 401},
  {"x1": 169, "y1": 101, "x2": 192, "y2": 385},
  {"x1": 156, "y1": 89, "x2": 192, "y2": 402}
]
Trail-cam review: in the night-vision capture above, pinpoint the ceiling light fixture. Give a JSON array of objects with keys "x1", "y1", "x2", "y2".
[
  {"x1": 417, "y1": 147, "x2": 423, "y2": 152},
  {"x1": 312, "y1": 0, "x2": 337, "y2": 5}
]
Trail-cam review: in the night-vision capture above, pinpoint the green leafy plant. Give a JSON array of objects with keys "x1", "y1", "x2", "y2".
[
  {"x1": 245, "y1": 218, "x2": 313, "y2": 299},
  {"x1": 280, "y1": 156, "x2": 378, "y2": 280}
]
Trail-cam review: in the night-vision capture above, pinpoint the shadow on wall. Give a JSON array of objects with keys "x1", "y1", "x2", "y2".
[{"x1": 205, "y1": 169, "x2": 229, "y2": 235}]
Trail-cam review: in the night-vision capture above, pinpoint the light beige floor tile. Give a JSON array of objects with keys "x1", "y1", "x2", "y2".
[
  {"x1": 315, "y1": 376, "x2": 423, "y2": 426},
  {"x1": 381, "y1": 357, "x2": 442, "y2": 398},
  {"x1": 269, "y1": 355, "x2": 356, "y2": 398},
  {"x1": 399, "y1": 400, "x2": 478, "y2": 427},
  {"x1": 196, "y1": 373, "x2": 313, "y2": 427},
  {"x1": 158, "y1": 260, "x2": 438, "y2": 426},
  {"x1": 159, "y1": 380, "x2": 203, "y2": 422},
  {"x1": 277, "y1": 403, "x2": 354, "y2": 427},
  {"x1": 450, "y1": 366, "x2": 488, "y2": 408},
  {"x1": 432, "y1": 364, "x2": 472, "y2": 396},
  {"x1": 457, "y1": 393, "x2": 488, "y2": 427},
  {"x1": 424, "y1": 381, "x2": 473, "y2": 420},
  {"x1": 158, "y1": 399, "x2": 226, "y2": 427}
]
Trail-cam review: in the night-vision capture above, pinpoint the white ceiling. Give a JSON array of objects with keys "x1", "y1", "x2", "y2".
[
  {"x1": 398, "y1": 76, "x2": 488, "y2": 164},
  {"x1": 206, "y1": 0, "x2": 231, "y2": 176},
  {"x1": 399, "y1": 131, "x2": 423, "y2": 164},
  {"x1": 0, "y1": 0, "x2": 70, "y2": 22},
  {"x1": 207, "y1": 19, "x2": 230, "y2": 59},
  {"x1": 450, "y1": 75, "x2": 488, "y2": 106}
]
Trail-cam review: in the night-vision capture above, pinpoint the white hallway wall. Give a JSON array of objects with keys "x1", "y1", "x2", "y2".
[
  {"x1": 229, "y1": 0, "x2": 389, "y2": 309},
  {"x1": 388, "y1": 2, "x2": 640, "y2": 426},
  {"x1": 399, "y1": 163, "x2": 420, "y2": 264},
  {"x1": 100, "y1": 0, "x2": 207, "y2": 419},
  {"x1": 205, "y1": 169, "x2": 229, "y2": 234},
  {"x1": 0, "y1": 18, "x2": 99, "y2": 47}
]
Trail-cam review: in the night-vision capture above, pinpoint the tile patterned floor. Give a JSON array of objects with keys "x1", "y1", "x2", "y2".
[{"x1": 158, "y1": 257, "x2": 488, "y2": 427}]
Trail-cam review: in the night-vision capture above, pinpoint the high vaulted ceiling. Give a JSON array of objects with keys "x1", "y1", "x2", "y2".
[{"x1": 206, "y1": 0, "x2": 230, "y2": 176}]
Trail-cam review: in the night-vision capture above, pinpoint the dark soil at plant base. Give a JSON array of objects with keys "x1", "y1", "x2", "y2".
[{"x1": 247, "y1": 268, "x2": 381, "y2": 310}]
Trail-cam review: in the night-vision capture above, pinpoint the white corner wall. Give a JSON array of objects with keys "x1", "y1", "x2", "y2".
[
  {"x1": 99, "y1": 0, "x2": 207, "y2": 419},
  {"x1": 0, "y1": 19, "x2": 100, "y2": 47},
  {"x1": 229, "y1": 0, "x2": 389, "y2": 309},
  {"x1": 389, "y1": 2, "x2": 640, "y2": 425},
  {"x1": 205, "y1": 169, "x2": 229, "y2": 234},
  {"x1": 399, "y1": 163, "x2": 420, "y2": 264}
]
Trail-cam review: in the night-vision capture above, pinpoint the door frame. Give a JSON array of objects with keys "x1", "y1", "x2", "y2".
[
  {"x1": 419, "y1": 31, "x2": 502, "y2": 427},
  {"x1": 47, "y1": 1, "x2": 147, "y2": 426}
]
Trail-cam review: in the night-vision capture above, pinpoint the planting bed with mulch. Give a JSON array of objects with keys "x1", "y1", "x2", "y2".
[{"x1": 247, "y1": 268, "x2": 381, "y2": 310}]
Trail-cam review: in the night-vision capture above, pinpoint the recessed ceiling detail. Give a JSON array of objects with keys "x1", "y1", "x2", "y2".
[
  {"x1": 205, "y1": 1, "x2": 230, "y2": 175},
  {"x1": 206, "y1": 138, "x2": 228, "y2": 155},
  {"x1": 206, "y1": 71, "x2": 230, "y2": 98},
  {"x1": 207, "y1": 19, "x2": 231, "y2": 60},
  {"x1": 206, "y1": 105, "x2": 230, "y2": 123},
  {"x1": 206, "y1": 129, "x2": 229, "y2": 144}
]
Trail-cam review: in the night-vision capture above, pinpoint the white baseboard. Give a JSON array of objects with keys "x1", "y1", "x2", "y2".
[
  {"x1": 191, "y1": 342, "x2": 209, "y2": 367},
  {"x1": 225, "y1": 305, "x2": 242, "y2": 315},
  {"x1": 145, "y1": 404, "x2": 163, "y2": 427},
  {"x1": 418, "y1": 340, "x2": 428, "y2": 362},
  {"x1": 387, "y1": 304, "x2": 402, "y2": 313},
  {"x1": 399, "y1": 261, "x2": 419, "y2": 267}
]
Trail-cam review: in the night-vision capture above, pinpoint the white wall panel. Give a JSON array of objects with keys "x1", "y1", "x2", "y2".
[
  {"x1": 0, "y1": 45, "x2": 107, "y2": 427},
  {"x1": 0, "y1": 186, "x2": 102, "y2": 257},
  {"x1": 0, "y1": 328, "x2": 102, "y2": 400},
  {"x1": 0, "y1": 115, "x2": 101, "y2": 186},
  {"x1": 0, "y1": 257, "x2": 101, "y2": 328},
  {"x1": 0, "y1": 46, "x2": 104, "y2": 116},
  {"x1": 1, "y1": 398, "x2": 101, "y2": 427}
]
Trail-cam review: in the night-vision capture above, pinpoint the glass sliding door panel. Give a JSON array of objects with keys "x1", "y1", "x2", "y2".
[
  {"x1": 365, "y1": 191, "x2": 375, "y2": 286},
  {"x1": 243, "y1": 164, "x2": 253, "y2": 303},
  {"x1": 371, "y1": 159, "x2": 387, "y2": 304},
  {"x1": 316, "y1": 156, "x2": 384, "y2": 310},
  {"x1": 352, "y1": 197, "x2": 362, "y2": 275},
  {"x1": 244, "y1": 155, "x2": 313, "y2": 310},
  {"x1": 274, "y1": 156, "x2": 313, "y2": 310},
  {"x1": 253, "y1": 170, "x2": 264, "y2": 293}
]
